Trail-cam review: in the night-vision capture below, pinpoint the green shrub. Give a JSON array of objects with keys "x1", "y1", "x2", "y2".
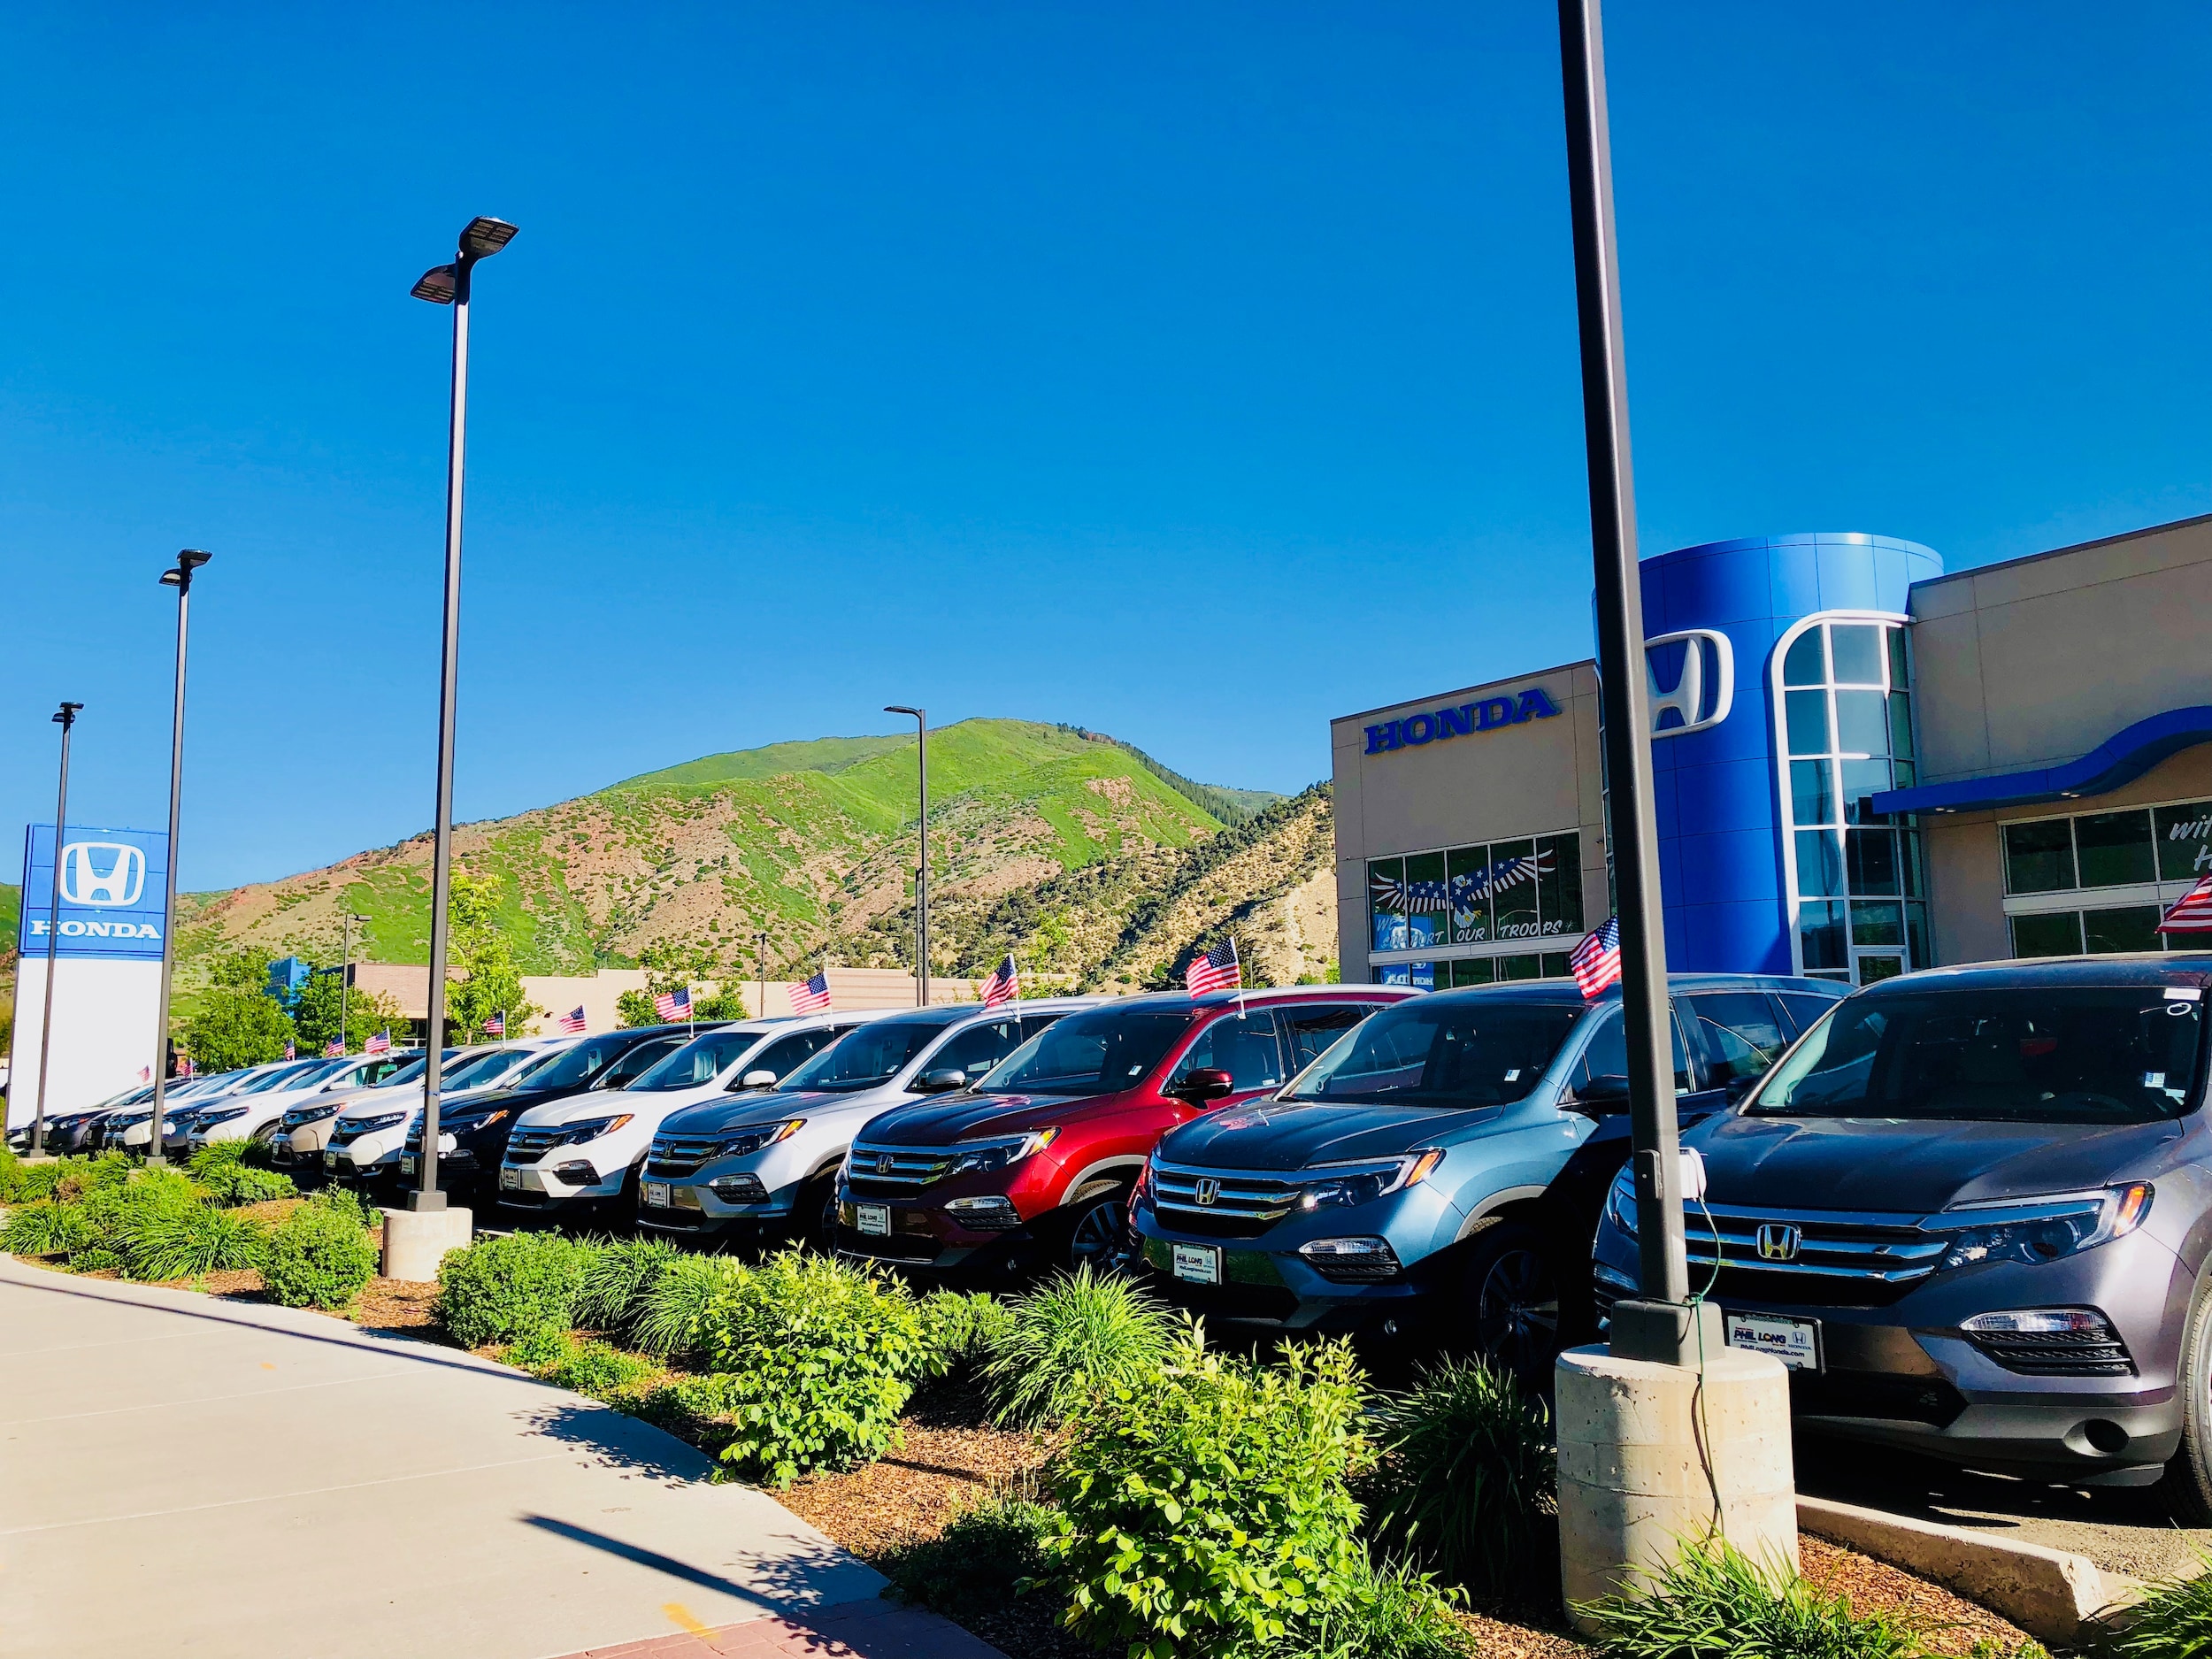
[
  {"x1": 261, "y1": 1203, "x2": 377, "y2": 1308},
  {"x1": 504, "y1": 1325, "x2": 578, "y2": 1371},
  {"x1": 1574, "y1": 1540, "x2": 1922, "y2": 1659},
  {"x1": 629, "y1": 1253, "x2": 749, "y2": 1360},
  {"x1": 435, "y1": 1231, "x2": 591, "y2": 1348},
  {"x1": 121, "y1": 1203, "x2": 269, "y2": 1281},
  {"x1": 624, "y1": 1371, "x2": 749, "y2": 1458},
  {"x1": 1363, "y1": 1356, "x2": 1557, "y2": 1598},
  {"x1": 2116, "y1": 1554, "x2": 2212, "y2": 1659},
  {"x1": 880, "y1": 1494, "x2": 1056, "y2": 1618},
  {"x1": 10, "y1": 1152, "x2": 135, "y2": 1204},
  {"x1": 0, "y1": 1199, "x2": 98, "y2": 1256},
  {"x1": 574, "y1": 1235, "x2": 680, "y2": 1340},
  {"x1": 541, "y1": 1339, "x2": 658, "y2": 1402},
  {"x1": 982, "y1": 1265, "x2": 1175, "y2": 1428},
  {"x1": 0, "y1": 1148, "x2": 24, "y2": 1202},
  {"x1": 694, "y1": 1249, "x2": 929, "y2": 1486},
  {"x1": 304, "y1": 1185, "x2": 380, "y2": 1234},
  {"x1": 1045, "y1": 1333, "x2": 1373, "y2": 1659},
  {"x1": 188, "y1": 1141, "x2": 297, "y2": 1206},
  {"x1": 918, "y1": 1288, "x2": 1017, "y2": 1378},
  {"x1": 1286, "y1": 1554, "x2": 1475, "y2": 1659}
]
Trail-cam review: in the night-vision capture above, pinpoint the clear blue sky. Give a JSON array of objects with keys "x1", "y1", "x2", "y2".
[{"x1": 4, "y1": 3, "x2": 2207, "y2": 891}]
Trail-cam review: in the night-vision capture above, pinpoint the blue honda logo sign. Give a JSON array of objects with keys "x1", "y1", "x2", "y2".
[
  {"x1": 1364, "y1": 687, "x2": 1562, "y2": 755},
  {"x1": 18, "y1": 824, "x2": 170, "y2": 961}
]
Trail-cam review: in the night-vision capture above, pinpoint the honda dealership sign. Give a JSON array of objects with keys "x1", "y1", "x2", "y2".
[{"x1": 9, "y1": 824, "x2": 170, "y2": 1126}]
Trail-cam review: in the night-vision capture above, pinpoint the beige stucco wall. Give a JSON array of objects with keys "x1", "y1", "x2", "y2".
[{"x1": 1330, "y1": 660, "x2": 1603, "y2": 980}]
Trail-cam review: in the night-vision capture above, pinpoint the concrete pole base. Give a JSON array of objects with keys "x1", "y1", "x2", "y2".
[
  {"x1": 380, "y1": 1205, "x2": 472, "y2": 1284},
  {"x1": 1555, "y1": 1341, "x2": 1798, "y2": 1626}
]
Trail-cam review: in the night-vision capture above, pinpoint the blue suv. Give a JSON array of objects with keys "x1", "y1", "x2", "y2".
[{"x1": 1129, "y1": 972, "x2": 1843, "y2": 1375}]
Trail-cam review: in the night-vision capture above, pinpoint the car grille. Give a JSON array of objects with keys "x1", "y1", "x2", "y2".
[
  {"x1": 846, "y1": 1144, "x2": 958, "y2": 1193},
  {"x1": 838, "y1": 1227, "x2": 944, "y2": 1263},
  {"x1": 647, "y1": 1134, "x2": 723, "y2": 1177},
  {"x1": 1150, "y1": 1276, "x2": 1302, "y2": 1324},
  {"x1": 1148, "y1": 1162, "x2": 1302, "y2": 1240},
  {"x1": 1685, "y1": 1203, "x2": 1946, "y2": 1306},
  {"x1": 328, "y1": 1125, "x2": 367, "y2": 1147},
  {"x1": 505, "y1": 1127, "x2": 564, "y2": 1161},
  {"x1": 1967, "y1": 1324, "x2": 2135, "y2": 1378}
]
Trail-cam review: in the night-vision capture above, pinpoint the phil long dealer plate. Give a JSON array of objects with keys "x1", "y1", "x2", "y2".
[{"x1": 1724, "y1": 1310, "x2": 1822, "y2": 1371}]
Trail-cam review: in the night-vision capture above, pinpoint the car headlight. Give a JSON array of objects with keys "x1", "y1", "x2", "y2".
[
  {"x1": 1606, "y1": 1167, "x2": 1638, "y2": 1238},
  {"x1": 716, "y1": 1119, "x2": 805, "y2": 1158},
  {"x1": 197, "y1": 1106, "x2": 249, "y2": 1126},
  {"x1": 1937, "y1": 1184, "x2": 2152, "y2": 1271},
  {"x1": 949, "y1": 1126, "x2": 1059, "y2": 1177},
  {"x1": 556, "y1": 1114, "x2": 633, "y2": 1146},
  {"x1": 351, "y1": 1111, "x2": 409, "y2": 1134},
  {"x1": 1297, "y1": 1148, "x2": 1444, "y2": 1210}
]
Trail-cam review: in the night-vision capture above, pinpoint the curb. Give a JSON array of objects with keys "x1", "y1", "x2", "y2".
[{"x1": 1799, "y1": 1494, "x2": 2144, "y2": 1645}]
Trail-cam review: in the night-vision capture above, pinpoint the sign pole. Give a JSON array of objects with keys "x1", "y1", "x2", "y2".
[
  {"x1": 147, "y1": 552, "x2": 210, "y2": 1169},
  {"x1": 31, "y1": 702, "x2": 82, "y2": 1156}
]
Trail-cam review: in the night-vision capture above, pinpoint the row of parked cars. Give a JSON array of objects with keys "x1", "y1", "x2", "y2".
[{"x1": 22, "y1": 952, "x2": 2212, "y2": 1515}]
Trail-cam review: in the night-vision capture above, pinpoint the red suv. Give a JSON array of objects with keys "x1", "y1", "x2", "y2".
[{"x1": 834, "y1": 987, "x2": 1416, "y2": 1279}]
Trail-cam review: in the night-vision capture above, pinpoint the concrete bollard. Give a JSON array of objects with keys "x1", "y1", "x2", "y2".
[
  {"x1": 1555, "y1": 1342, "x2": 1797, "y2": 1624},
  {"x1": 380, "y1": 1206, "x2": 472, "y2": 1284}
]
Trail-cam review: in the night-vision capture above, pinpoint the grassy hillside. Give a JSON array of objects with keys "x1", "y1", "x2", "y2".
[
  {"x1": 174, "y1": 718, "x2": 1326, "y2": 993},
  {"x1": 0, "y1": 881, "x2": 17, "y2": 950}
]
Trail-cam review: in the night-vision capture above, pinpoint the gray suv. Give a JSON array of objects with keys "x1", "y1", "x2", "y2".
[{"x1": 1592, "y1": 954, "x2": 2212, "y2": 1516}]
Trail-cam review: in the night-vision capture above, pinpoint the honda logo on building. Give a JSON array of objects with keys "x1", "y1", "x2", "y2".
[
  {"x1": 1645, "y1": 629, "x2": 1736, "y2": 740},
  {"x1": 1755, "y1": 1222, "x2": 1801, "y2": 1263},
  {"x1": 59, "y1": 841, "x2": 146, "y2": 908},
  {"x1": 1194, "y1": 1177, "x2": 1220, "y2": 1207}
]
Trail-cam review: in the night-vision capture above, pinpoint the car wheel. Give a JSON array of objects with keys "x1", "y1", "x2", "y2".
[
  {"x1": 1064, "y1": 1190, "x2": 1131, "y2": 1273},
  {"x1": 793, "y1": 1175, "x2": 839, "y2": 1255},
  {"x1": 2160, "y1": 1280, "x2": 2212, "y2": 1525},
  {"x1": 1460, "y1": 1220, "x2": 1562, "y2": 1383}
]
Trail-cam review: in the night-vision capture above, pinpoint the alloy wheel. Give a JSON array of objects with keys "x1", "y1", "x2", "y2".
[
  {"x1": 1067, "y1": 1196, "x2": 1128, "y2": 1271},
  {"x1": 1474, "y1": 1246, "x2": 1561, "y2": 1379}
]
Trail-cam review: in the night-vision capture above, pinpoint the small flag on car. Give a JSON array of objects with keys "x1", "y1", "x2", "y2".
[
  {"x1": 981, "y1": 954, "x2": 1018, "y2": 1009},
  {"x1": 482, "y1": 1010, "x2": 505, "y2": 1036},
  {"x1": 654, "y1": 987, "x2": 692, "y2": 1022},
  {"x1": 284, "y1": 1041, "x2": 296, "y2": 1060},
  {"x1": 1186, "y1": 938, "x2": 1241, "y2": 995},
  {"x1": 2158, "y1": 874, "x2": 2212, "y2": 933},
  {"x1": 557, "y1": 1005, "x2": 588, "y2": 1034},
  {"x1": 791, "y1": 970, "x2": 833, "y2": 1014},
  {"x1": 178, "y1": 1056, "x2": 196, "y2": 1077},
  {"x1": 364, "y1": 1029, "x2": 392, "y2": 1056},
  {"x1": 325, "y1": 1040, "x2": 343, "y2": 1057},
  {"x1": 1570, "y1": 915, "x2": 1624, "y2": 1000}
]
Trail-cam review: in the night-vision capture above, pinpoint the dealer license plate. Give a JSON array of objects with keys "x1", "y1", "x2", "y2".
[
  {"x1": 1171, "y1": 1243, "x2": 1221, "y2": 1286},
  {"x1": 856, "y1": 1203, "x2": 891, "y2": 1237},
  {"x1": 642, "y1": 1180, "x2": 670, "y2": 1210},
  {"x1": 323, "y1": 1151, "x2": 340, "y2": 1170},
  {"x1": 400, "y1": 1156, "x2": 416, "y2": 1177},
  {"x1": 499, "y1": 1167, "x2": 520, "y2": 1191},
  {"x1": 1724, "y1": 1310, "x2": 1822, "y2": 1371}
]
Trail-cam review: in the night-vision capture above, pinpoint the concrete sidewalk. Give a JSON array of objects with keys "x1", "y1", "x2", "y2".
[{"x1": 0, "y1": 1257, "x2": 1000, "y2": 1659}]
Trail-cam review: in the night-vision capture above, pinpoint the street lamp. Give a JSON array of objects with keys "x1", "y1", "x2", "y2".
[
  {"x1": 885, "y1": 707, "x2": 929, "y2": 1005},
  {"x1": 339, "y1": 911, "x2": 370, "y2": 1052},
  {"x1": 146, "y1": 550, "x2": 211, "y2": 1168},
  {"x1": 753, "y1": 930, "x2": 769, "y2": 1020},
  {"x1": 31, "y1": 700, "x2": 83, "y2": 1156},
  {"x1": 407, "y1": 214, "x2": 517, "y2": 1211}
]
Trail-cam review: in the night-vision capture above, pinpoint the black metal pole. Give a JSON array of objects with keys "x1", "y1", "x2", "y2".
[
  {"x1": 32, "y1": 701, "x2": 82, "y2": 1155},
  {"x1": 1556, "y1": 0, "x2": 1694, "y2": 1348},
  {"x1": 148, "y1": 552, "x2": 209, "y2": 1168},
  {"x1": 886, "y1": 707, "x2": 929, "y2": 1005}
]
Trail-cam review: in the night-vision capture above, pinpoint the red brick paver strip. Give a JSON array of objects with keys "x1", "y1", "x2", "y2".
[{"x1": 568, "y1": 1598, "x2": 1007, "y2": 1658}]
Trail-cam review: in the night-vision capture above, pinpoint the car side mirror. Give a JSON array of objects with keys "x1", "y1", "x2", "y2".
[
  {"x1": 1572, "y1": 1072, "x2": 1632, "y2": 1114},
  {"x1": 913, "y1": 1068, "x2": 968, "y2": 1094},
  {"x1": 1171, "y1": 1067, "x2": 1235, "y2": 1104},
  {"x1": 729, "y1": 1069, "x2": 778, "y2": 1091}
]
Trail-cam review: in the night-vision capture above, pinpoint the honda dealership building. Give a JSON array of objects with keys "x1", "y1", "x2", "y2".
[{"x1": 1333, "y1": 514, "x2": 2212, "y2": 990}]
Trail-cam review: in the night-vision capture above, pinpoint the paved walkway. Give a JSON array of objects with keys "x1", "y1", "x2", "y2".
[{"x1": 0, "y1": 1257, "x2": 1001, "y2": 1658}]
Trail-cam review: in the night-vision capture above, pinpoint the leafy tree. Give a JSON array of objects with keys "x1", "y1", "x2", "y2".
[
  {"x1": 444, "y1": 870, "x2": 541, "y2": 1043},
  {"x1": 615, "y1": 989, "x2": 658, "y2": 1028},
  {"x1": 208, "y1": 947, "x2": 270, "y2": 991},
  {"x1": 291, "y1": 971, "x2": 411, "y2": 1056},
  {"x1": 186, "y1": 986, "x2": 298, "y2": 1072}
]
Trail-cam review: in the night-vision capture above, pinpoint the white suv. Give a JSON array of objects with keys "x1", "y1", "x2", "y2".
[
  {"x1": 187, "y1": 1055, "x2": 396, "y2": 1152},
  {"x1": 638, "y1": 999, "x2": 1099, "y2": 1248},
  {"x1": 319, "y1": 1044, "x2": 569, "y2": 1185},
  {"x1": 497, "y1": 1013, "x2": 889, "y2": 1226},
  {"x1": 285, "y1": 1042, "x2": 561, "y2": 1174}
]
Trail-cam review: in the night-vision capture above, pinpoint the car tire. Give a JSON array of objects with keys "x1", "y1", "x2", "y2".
[
  {"x1": 2159, "y1": 1279, "x2": 2212, "y2": 1525},
  {"x1": 1063, "y1": 1189, "x2": 1132, "y2": 1273},
  {"x1": 1458, "y1": 1219, "x2": 1562, "y2": 1383},
  {"x1": 794, "y1": 1174, "x2": 839, "y2": 1255}
]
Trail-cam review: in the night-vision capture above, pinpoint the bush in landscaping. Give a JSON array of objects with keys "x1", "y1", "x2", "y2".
[
  {"x1": 574, "y1": 1234, "x2": 680, "y2": 1340},
  {"x1": 503, "y1": 1325, "x2": 579, "y2": 1371},
  {"x1": 918, "y1": 1287, "x2": 1016, "y2": 1379},
  {"x1": 0, "y1": 1199, "x2": 99, "y2": 1256},
  {"x1": 261, "y1": 1202, "x2": 377, "y2": 1308},
  {"x1": 880, "y1": 1494, "x2": 1056, "y2": 1619},
  {"x1": 1574, "y1": 1540, "x2": 1922, "y2": 1659},
  {"x1": 435, "y1": 1231, "x2": 592, "y2": 1348},
  {"x1": 4, "y1": 1152, "x2": 135, "y2": 1205},
  {"x1": 982, "y1": 1265, "x2": 1175, "y2": 1428},
  {"x1": 693, "y1": 1249, "x2": 930, "y2": 1486},
  {"x1": 629, "y1": 1252, "x2": 749, "y2": 1360},
  {"x1": 1286, "y1": 1554, "x2": 1474, "y2": 1659},
  {"x1": 188, "y1": 1141, "x2": 297, "y2": 1206},
  {"x1": 541, "y1": 1338, "x2": 658, "y2": 1402},
  {"x1": 2116, "y1": 1554, "x2": 2212, "y2": 1659},
  {"x1": 303, "y1": 1184, "x2": 380, "y2": 1234},
  {"x1": 1044, "y1": 1333, "x2": 1376, "y2": 1658},
  {"x1": 70, "y1": 1165, "x2": 205, "y2": 1271},
  {"x1": 1363, "y1": 1355, "x2": 1557, "y2": 1599},
  {"x1": 120, "y1": 1202, "x2": 268, "y2": 1281}
]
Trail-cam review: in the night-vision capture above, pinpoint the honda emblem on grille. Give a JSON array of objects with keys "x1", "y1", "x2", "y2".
[
  {"x1": 875, "y1": 1153, "x2": 895, "y2": 1176},
  {"x1": 1755, "y1": 1223, "x2": 1801, "y2": 1263},
  {"x1": 1194, "y1": 1177, "x2": 1219, "y2": 1207}
]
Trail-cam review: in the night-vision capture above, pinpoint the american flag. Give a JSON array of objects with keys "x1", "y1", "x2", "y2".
[
  {"x1": 791, "y1": 970, "x2": 832, "y2": 1014},
  {"x1": 178, "y1": 1056, "x2": 196, "y2": 1077},
  {"x1": 980, "y1": 954, "x2": 1018, "y2": 1009},
  {"x1": 284, "y1": 1041, "x2": 296, "y2": 1061},
  {"x1": 655, "y1": 987, "x2": 692, "y2": 1022},
  {"x1": 558, "y1": 1005, "x2": 588, "y2": 1034},
  {"x1": 140, "y1": 1065, "x2": 152, "y2": 1083},
  {"x1": 1186, "y1": 938, "x2": 1241, "y2": 995},
  {"x1": 364, "y1": 1030, "x2": 392, "y2": 1056},
  {"x1": 324, "y1": 1041, "x2": 343, "y2": 1057},
  {"x1": 2158, "y1": 875, "x2": 2212, "y2": 934},
  {"x1": 1571, "y1": 915, "x2": 1624, "y2": 1000},
  {"x1": 482, "y1": 1011, "x2": 505, "y2": 1036}
]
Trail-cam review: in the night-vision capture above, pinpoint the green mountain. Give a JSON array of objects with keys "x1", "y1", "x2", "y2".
[
  {"x1": 0, "y1": 881, "x2": 18, "y2": 954},
  {"x1": 177, "y1": 719, "x2": 1333, "y2": 992}
]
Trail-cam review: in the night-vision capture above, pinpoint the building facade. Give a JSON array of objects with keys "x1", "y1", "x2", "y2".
[{"x1": 1333, "y1": 516, "x2": 2212, "y2": 988}]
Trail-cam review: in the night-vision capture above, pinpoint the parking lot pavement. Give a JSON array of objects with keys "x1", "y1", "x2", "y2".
[
  {"x1": 0, "y1": 1257, "x2": 987, "y2": 1659},
  {"x1": 1798, "y1": 1434, "x2": 2212, "y2": 1582}
]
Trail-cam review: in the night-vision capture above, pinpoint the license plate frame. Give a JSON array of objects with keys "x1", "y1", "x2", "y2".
[
  {"x1": 399, "y1": 1156, "x2": 416, "y2": 1177},
  {"x1": 498, "y1": 1166, "x2": 521, "y2": 1191},
  {"x1": 856, "y1": 1203, "x2": 891, "y2": 1237},
  {"x1": 1724, "y1": 1310, "x2": 1823, "y2": 1372},
  {"x1": 1171, "y1": 1242, "x2": 1222, "y2": 1286},
  {"x1": 641, "y1": 1180, "x2": 671, "y2": 1210}
]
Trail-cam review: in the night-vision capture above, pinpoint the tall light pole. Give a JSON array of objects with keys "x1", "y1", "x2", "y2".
[
  {"x1": 147, "y1": 550, "x2": 211, "y2": 1169},
  {"x1": 31, "y1": 700, "x2": 84, "y2": 1156},
  {"x1": 753, "y1": 930, "x2": 769, "y2": 1020},
  {"x1": 408, "y1": 214, "x2": 518, "y2": 1210},
  {"x1": 1556, "y1": 0, "x2": 1695, "y2": 1362},
  {"x1": 885, "y1": 707, "x2": 928, "y2": 1005},
  {"x1": 339, "y1": 910, "x2": 369, "y2": 1052}
]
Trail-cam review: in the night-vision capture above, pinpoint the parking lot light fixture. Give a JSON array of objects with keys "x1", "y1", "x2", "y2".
[
  {"x1": 753, "y1": 930, "x2": 769, "y2": 1020},
  {"x1": 885, "y1": 707, "x2": 928, "y2": 1006},
  {"x1": 32, "y1": 700, "x2": 84, "y2": 1156},
  {"x1": 147, "y1": 550, "x2": 211, "y2": 1168},
  {"x1": 409, "y1": 216, "x2": 518, "y2": 1213}
]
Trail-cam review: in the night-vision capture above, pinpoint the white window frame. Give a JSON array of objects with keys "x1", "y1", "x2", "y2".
[{"x1": 1996, "y1": 791, "x2": 2212, "y2": 954}]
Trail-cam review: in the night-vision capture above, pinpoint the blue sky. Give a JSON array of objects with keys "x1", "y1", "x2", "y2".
[{"x1": 4, "y1": 2, "x2": 2207, "y2": 890}]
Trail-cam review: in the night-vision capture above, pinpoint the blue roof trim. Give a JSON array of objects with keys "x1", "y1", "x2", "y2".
[{"x1": 1872, "y1": 706, "x2": 2212, "y2": 816}]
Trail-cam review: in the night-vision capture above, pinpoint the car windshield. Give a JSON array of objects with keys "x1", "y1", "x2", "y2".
[
  {"x1": 1748, "y1": 985, "x2": 2207, "y2": 1124},
  {"x1": 979, "y1": 1007, "x2": 1194, "y2": 1098},
  {"x1": 238, "y1": 1064, "x2": 317, "y2": 1094},
  {"x1": 442, "y1": 1048, "x2": 527, "y2": 1091},
  {"x1": 630, "y1": 1029, "x2": 768, "y2": 1090},
  {"x1": 520, "y1": 1034, "x2": 648, "y2": 1093},
  {"x1": 779, "y1": 1017, "x2": 959, "y2": 1093},
  {"x1": 1284, "y1": 998, "x2": 1585, "y2": 1109}
]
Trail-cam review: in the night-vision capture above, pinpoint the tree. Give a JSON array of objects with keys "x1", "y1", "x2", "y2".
[
  {"x1": 444, "y1": 870, "x2": 541, "y2": 1042},
  {"x1": 615, "y1": 989, "x2": 658, "y2": 1028},
  {"x1": 186, "y1": 987, "x2": 297, "y2": 1072},
  {"x1": 291, "y1": 970, "x2": 410, "y2": 1056}
]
